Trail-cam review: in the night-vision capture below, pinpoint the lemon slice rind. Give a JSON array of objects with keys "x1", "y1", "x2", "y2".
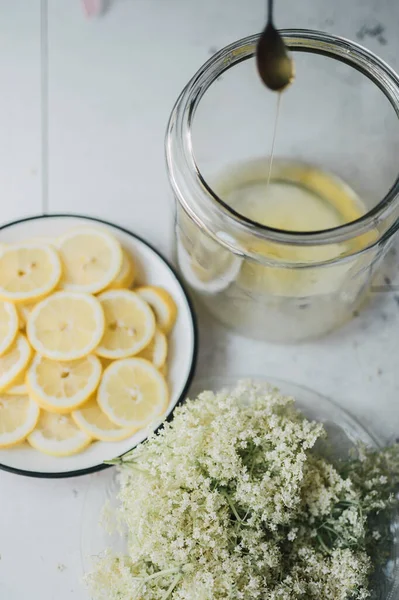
[
  {"x1": 0, "y1": 394, "x2": 40, "y2": 448},
  {"x1": 0, "y1": 301, "x2": 19, "y2": 356},
  {"x1": 177, "y1": 240, "x2": 242, "y2": 295},
  {"x1": 0, "y1": 334, "x2": 32, "y2": 392},
  {"x1": 27, "y1": 411, "x2": 91, "y2": 457},
  {"x1": 6, "y1": 383, "x2": 28, "y2": 395},
  {"x1": 106, "y1": 249, "x2": 135, "y2": 290},
  {"x1": 136, "y1": 329, "x2": 167, "y2": 368},
  {"x1": 136, "y1": 286, "x2": 177, "y2": 335},
  {"x1": 72, "y1": 397, "x2": 135, "y2": 442}
]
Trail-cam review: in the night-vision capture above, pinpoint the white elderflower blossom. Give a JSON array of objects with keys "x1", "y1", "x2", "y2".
[{"x1": 87, "y1": 381, "x2": 398, "y2": 600}]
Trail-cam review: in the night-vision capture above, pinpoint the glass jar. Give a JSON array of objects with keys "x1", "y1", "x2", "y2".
[{"x1": 166, "y1": 30, "x2": 399, "y2": 343}]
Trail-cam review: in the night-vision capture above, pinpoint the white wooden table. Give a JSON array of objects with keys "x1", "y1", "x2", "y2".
[{"x1": 0, "y1": 1, "x2": 398, "y2": 598}]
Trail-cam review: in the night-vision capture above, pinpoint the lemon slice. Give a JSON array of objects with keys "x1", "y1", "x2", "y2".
[
  {"x1": 0, "y1": 243, "x2": 61, "y2": 303},
  {"x1": 6, "y1": 370, "x2": 28, "y2": 395},
  {"x1": 97, "y1": 358, "x2": 168, "y2": 428},
  {"x1": 17, "y1": 306, "x2": 26, "y2": 331},
  {"x1": 7, "y1": 383, "x2": 28, "y2": 395},
  {"x1": 72, "y1": 397, "x2": 135, "y2": 442},
  {"x1": 27, "y1": 291, "x2": 105, "y2": 361},
  {"x1": 0, "y1": 334, "x2": 32, "y2": 391},
  {"x1": 27, "y1": 353, "x2": 102, "y2": 413},
  {"x1": 0, "y1": 394, "x2": 40, "y2": 448},
  {"x1": 0, "y1": 301, "x2": 19, "y2": 356},
  {"x1": 58, "y1": 228, "x2": 123, "y2": 294},
  {"x1": 177, "y1": 238, "x2": 242, "y2": 294},
  {"x1": 16, "y1": 302, "x2": 36, "y2": 331},
  {"x1": 137, "y1": 329, "x2": 167, "y2": 368},
  {"x1": 28, "y1": 411, "x2": 91, "y2": 456},
  {"x1": 96, "y1": 290, "x2": 155, "y2": 359},
  {"x1": 136, "y1": 286, "x2": 177, "y2": 335},
  {"x1": 107, "y1": 249, "x2": 135, "y2": 290}
]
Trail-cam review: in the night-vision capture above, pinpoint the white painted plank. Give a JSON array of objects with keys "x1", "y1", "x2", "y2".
[{"x1": 0, "y1": 1, "x2": 42, "y2": 223}]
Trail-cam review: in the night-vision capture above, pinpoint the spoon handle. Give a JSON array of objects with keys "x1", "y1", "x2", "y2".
[{"x1": 268, "y1": 0, "x2": 274, "y2": 24}]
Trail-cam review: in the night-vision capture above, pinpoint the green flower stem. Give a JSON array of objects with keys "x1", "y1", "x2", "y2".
[
  {"x1": 144, "y1": 567, "x2": 181, "y2": 582},
  {"x1": 160, "y1": 573, "x2": 183, "y2": 600},
  {"x1": 222, "y1": 491, "x2": 243, "y2": 523}
]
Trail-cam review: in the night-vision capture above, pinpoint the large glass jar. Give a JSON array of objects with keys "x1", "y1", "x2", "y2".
[{"x1": 166, "y1": 30, "x2": 399, "y2": 343}]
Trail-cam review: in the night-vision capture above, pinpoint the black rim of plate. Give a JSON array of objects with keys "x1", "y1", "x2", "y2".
[{"x1": 0, "y1": 213, "x2": 199, "y2": 479}]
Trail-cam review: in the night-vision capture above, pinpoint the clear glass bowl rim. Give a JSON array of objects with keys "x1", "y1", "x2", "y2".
[
  {"x1": 165, "y1": 29, "x2": 399, "y2": 256},
  {"x1": 81, "y1": 376, "x2": 399, "y2": 599}
]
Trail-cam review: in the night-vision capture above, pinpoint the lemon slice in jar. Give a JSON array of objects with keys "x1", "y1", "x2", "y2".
[
  {"x1": 96, "y1": 290, "x2": 155, "y2": 360},
  {"x1": 0, "y1": 394, "x2": 40, "y2": 448},
  {"x1": 97, "y1": 358, "x2": 168, "y2": 428},
  {"x1": 27, "y1": 354, "x2": 102, "y2": 413},
  {"x1": 28, "y1": 411, "x2": 91, "y2": 457},
  {"x1": 0, "y1": 300, "x2": 19, "y2": 356},
  {"x1": 177, "y1": 237, "x2": 242, "y2": 295},
  {"x1": 72, "y1": 397, "x2": 135, "y2": 442},
  {"x1": 0, "y1": 243, "x2": 61, "y2": 303},
  {"x1": 27, "y1": 291, "x2": 105, "y2": 361},
  {"x1": 57, "y1": 228, "x2": 123, "y2": 294}
]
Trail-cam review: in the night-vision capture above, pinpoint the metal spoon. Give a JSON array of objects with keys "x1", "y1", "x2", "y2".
[{"x1": 256, "y1": 0, "x2": 295, "y2": 92}]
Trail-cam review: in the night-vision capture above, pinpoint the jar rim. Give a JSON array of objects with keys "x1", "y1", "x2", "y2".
[{"x1": 166, "y1": 29, "x2": 399, "y2": 249}]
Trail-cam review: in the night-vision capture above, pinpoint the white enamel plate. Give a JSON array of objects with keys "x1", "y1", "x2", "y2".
[{"x1": 0, "y1": 215, "x2": 198, "y2": 478}]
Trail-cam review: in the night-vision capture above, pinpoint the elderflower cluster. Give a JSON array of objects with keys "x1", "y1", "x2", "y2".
[{"x1": 87, "y1": 381, "x2": 396, "y2": 600}]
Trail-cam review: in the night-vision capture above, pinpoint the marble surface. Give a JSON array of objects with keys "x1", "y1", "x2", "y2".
[{"x1": 0, "y1": 0, "x2": 398, "y2": 598}]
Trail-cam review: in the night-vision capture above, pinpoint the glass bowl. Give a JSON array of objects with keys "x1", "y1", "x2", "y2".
[{"x1": 81, "y1": 377, "x2": 399, "y2": 599}]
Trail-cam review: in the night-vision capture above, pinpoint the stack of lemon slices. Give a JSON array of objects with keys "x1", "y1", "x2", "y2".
[{"x1": 0, "y1": 228, "x2": 177, "y2": 457}]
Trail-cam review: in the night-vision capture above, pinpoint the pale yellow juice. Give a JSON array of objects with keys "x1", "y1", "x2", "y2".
[{"x1": 176, "y1": 158, "x2": 376, "y2": 341}]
